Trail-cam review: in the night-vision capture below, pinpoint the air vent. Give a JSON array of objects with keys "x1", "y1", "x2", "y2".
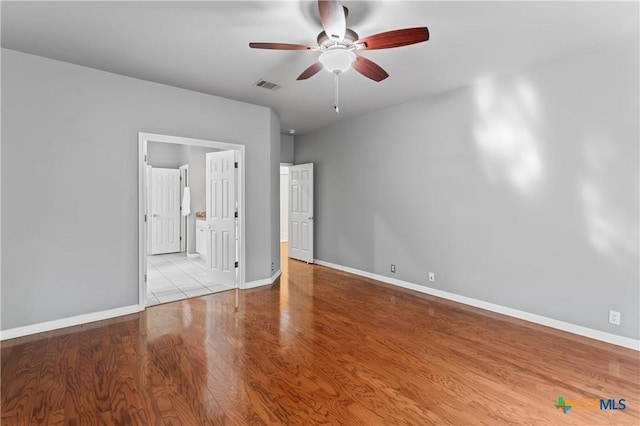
[{"x1": 253, "y1": 79, "x2": 281, "y2": 91}]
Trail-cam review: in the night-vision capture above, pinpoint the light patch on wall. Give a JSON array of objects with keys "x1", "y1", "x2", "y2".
[
  {"x1": 581, "y1": 181, "x2": 618, "y2": 254},
  {"x1": 580, "y1": 140, "x2": 639, "y2": 264},
  {"x1": 473, "y1": 79, "x2": 544, "y2": 196}
]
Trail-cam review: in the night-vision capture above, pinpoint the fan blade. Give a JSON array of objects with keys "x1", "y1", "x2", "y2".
[
  {"x1": 357, "y1": 27, "x2": 429, "y2": 50},
  {"x1": 352, "y1": 56, "x2": 389, "y2": 82},
  {"x1": 249, "y1": 42, "x2": 315, "y2": 50},
  {"x1": 297, "y1": 62, "x2": 324, "y2": 80},
  {"x1": 318, "y1": 0, "x2": 346, "y2": 41}
]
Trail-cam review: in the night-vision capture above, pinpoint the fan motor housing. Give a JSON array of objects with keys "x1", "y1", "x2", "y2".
[{"x1": 317, "y1": 29, "x2": 359, "y2": 50}]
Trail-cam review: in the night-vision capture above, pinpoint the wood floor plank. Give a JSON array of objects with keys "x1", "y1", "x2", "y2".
[
  {"x1": 1, "y1": 339, "x2": 48, "y2": 424},
  {"x1": 63, "y1": 330, "x2": 105, "y2": 425},
  {"x1": 30, "y1": 335, "x2": 68, "y2": 424},
  {"x1": 2, "y1": 245, "x2": 639, "y2": 424}
]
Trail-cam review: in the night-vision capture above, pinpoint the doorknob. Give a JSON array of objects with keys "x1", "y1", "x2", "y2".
[{"x1": 308, "y1": 216, "x2": 314, "y2": 220}]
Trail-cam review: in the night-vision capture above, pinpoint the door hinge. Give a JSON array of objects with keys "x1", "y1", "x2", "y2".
[
  {"x1": 235, "y1": 261, "x2": 239, "y2": 268},
  {"x1": 144, "y1": 274, "x2": 147, "y2": 282},
  {"x1": 179, "y1": 236, "x2": 182, "y2": 241},
  {"x1": 234, "y1": 162, "x2": 238, "y2": 169},
  {"x1": 144, "y1": 214, "x2": 147, "y2": 222},
  {"x1": 144, "y1": 154, "x2": 147, "y2": 162},
  {"x1": 234, "y1": 211, "x2": 238, "y2": 218}
]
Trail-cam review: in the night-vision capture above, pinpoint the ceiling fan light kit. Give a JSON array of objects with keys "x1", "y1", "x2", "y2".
[
  {"x1": 319, "y1": 49, "x2": 356, "y2": 74},
  {"x1": 250, "y1": 0, "x2": 429, "y2": 112}
]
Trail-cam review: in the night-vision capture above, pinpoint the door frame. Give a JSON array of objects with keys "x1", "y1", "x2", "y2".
[{"x1": 138, "y1": 132, "x2": 246, "y2": 310}]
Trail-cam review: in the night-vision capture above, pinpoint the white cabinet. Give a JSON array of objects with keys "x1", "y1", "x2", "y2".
[{"x1": 196, "y1": 220, "x2": 207, "y2": 256}]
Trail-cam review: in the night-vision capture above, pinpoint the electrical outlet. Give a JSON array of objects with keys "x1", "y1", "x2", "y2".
[
  {"x1": 429, "y1": 272, "x2": 435, "y2": 282},
  {"x1": 609, "y1": 310, "x2": 621, "y2": 325},
  {"x1": 390, "y1": 264, "x2": 396, "y2": 273}
]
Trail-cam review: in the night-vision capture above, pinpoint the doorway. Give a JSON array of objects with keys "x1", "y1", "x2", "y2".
[{"x1": 138, "y1": 133, "x2": 246, "y2": 309}]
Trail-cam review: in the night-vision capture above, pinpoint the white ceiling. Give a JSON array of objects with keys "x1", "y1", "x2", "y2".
[{"x1": 2, "y1": 1, "x2": 638, "y2": 135}]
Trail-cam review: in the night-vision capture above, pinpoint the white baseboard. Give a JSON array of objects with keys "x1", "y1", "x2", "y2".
[
  {"x1": 0, "y1": 304, "x2": 141, "y2": 341},
  {"x1": 314, "y1": 260, "x2": 640, "y2": 351},
  {"x1": 244, "y1": 270, "x2": 281, "y2": 290},
  {"x1": 2, "y1": 269, "x2": 285, "y2": 340}
]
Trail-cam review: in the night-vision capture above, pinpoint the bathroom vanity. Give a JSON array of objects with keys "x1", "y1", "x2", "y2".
[{"x1": 196, "y1": 220, "x2": 208, "y2": 257}]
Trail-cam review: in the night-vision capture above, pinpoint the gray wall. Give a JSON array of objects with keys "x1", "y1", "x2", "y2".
[
  {"x1": 295, "y1": 38, "x2": 639, "y2": 340},
  {"x1": 280, "y1": 134, "x2": 294, "y2": 164},
  {"x1": 147, "y1": 141, "x2": 187, "y2": 169},
  {"x1": 1, "y1": 49, "x2": 279, "y2": 330}
]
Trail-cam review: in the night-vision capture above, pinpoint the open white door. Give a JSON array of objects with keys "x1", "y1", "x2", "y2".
[
  {"x1": 289, "y1": 163, "x2": 314, "y2": 263},
  {"x1": 206, "y1": 151, "x2": 237, "y2": 286},
  {"x1": 179, "y1": 165, "x2": 189, "y2": 253},
  {"x1": 150, "y1": 168, "x2": 181, "y2": 255}
]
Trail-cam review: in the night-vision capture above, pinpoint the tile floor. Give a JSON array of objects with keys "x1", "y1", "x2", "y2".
[{"x1": 146, "y1": 253, "x2": 234, "y2": 306}]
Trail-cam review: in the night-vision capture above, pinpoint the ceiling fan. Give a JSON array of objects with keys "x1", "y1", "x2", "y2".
[{"x1": 249, "y1": 0, "x2": 429, "y2": 112}]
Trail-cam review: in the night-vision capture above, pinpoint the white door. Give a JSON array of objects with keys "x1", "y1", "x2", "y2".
[
  {"x1": 280, "y1": 166, "x2": 289, "y2": 242},
  {"x1": 150, "y1": 168, "x2": 181, "y2": 255},
  {"x1": 206, "y1": 151, "x2": 236, "y2": 286},
  {"x1": 289, "y1": 163, "x2": 314, "y2": 263},
  {"x1": 179, "y1": 165, "x2": 189, "y2": 253}
]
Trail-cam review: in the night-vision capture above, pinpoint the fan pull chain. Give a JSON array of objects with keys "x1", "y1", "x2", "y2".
[{"x1": 334, "y1": 71, "x2": 340, "y2": 114}]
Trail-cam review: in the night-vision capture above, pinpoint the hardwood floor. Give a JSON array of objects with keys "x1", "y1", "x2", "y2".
[{"x1": 2, "y1": 245, "x2": 639, "y2": 425}]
